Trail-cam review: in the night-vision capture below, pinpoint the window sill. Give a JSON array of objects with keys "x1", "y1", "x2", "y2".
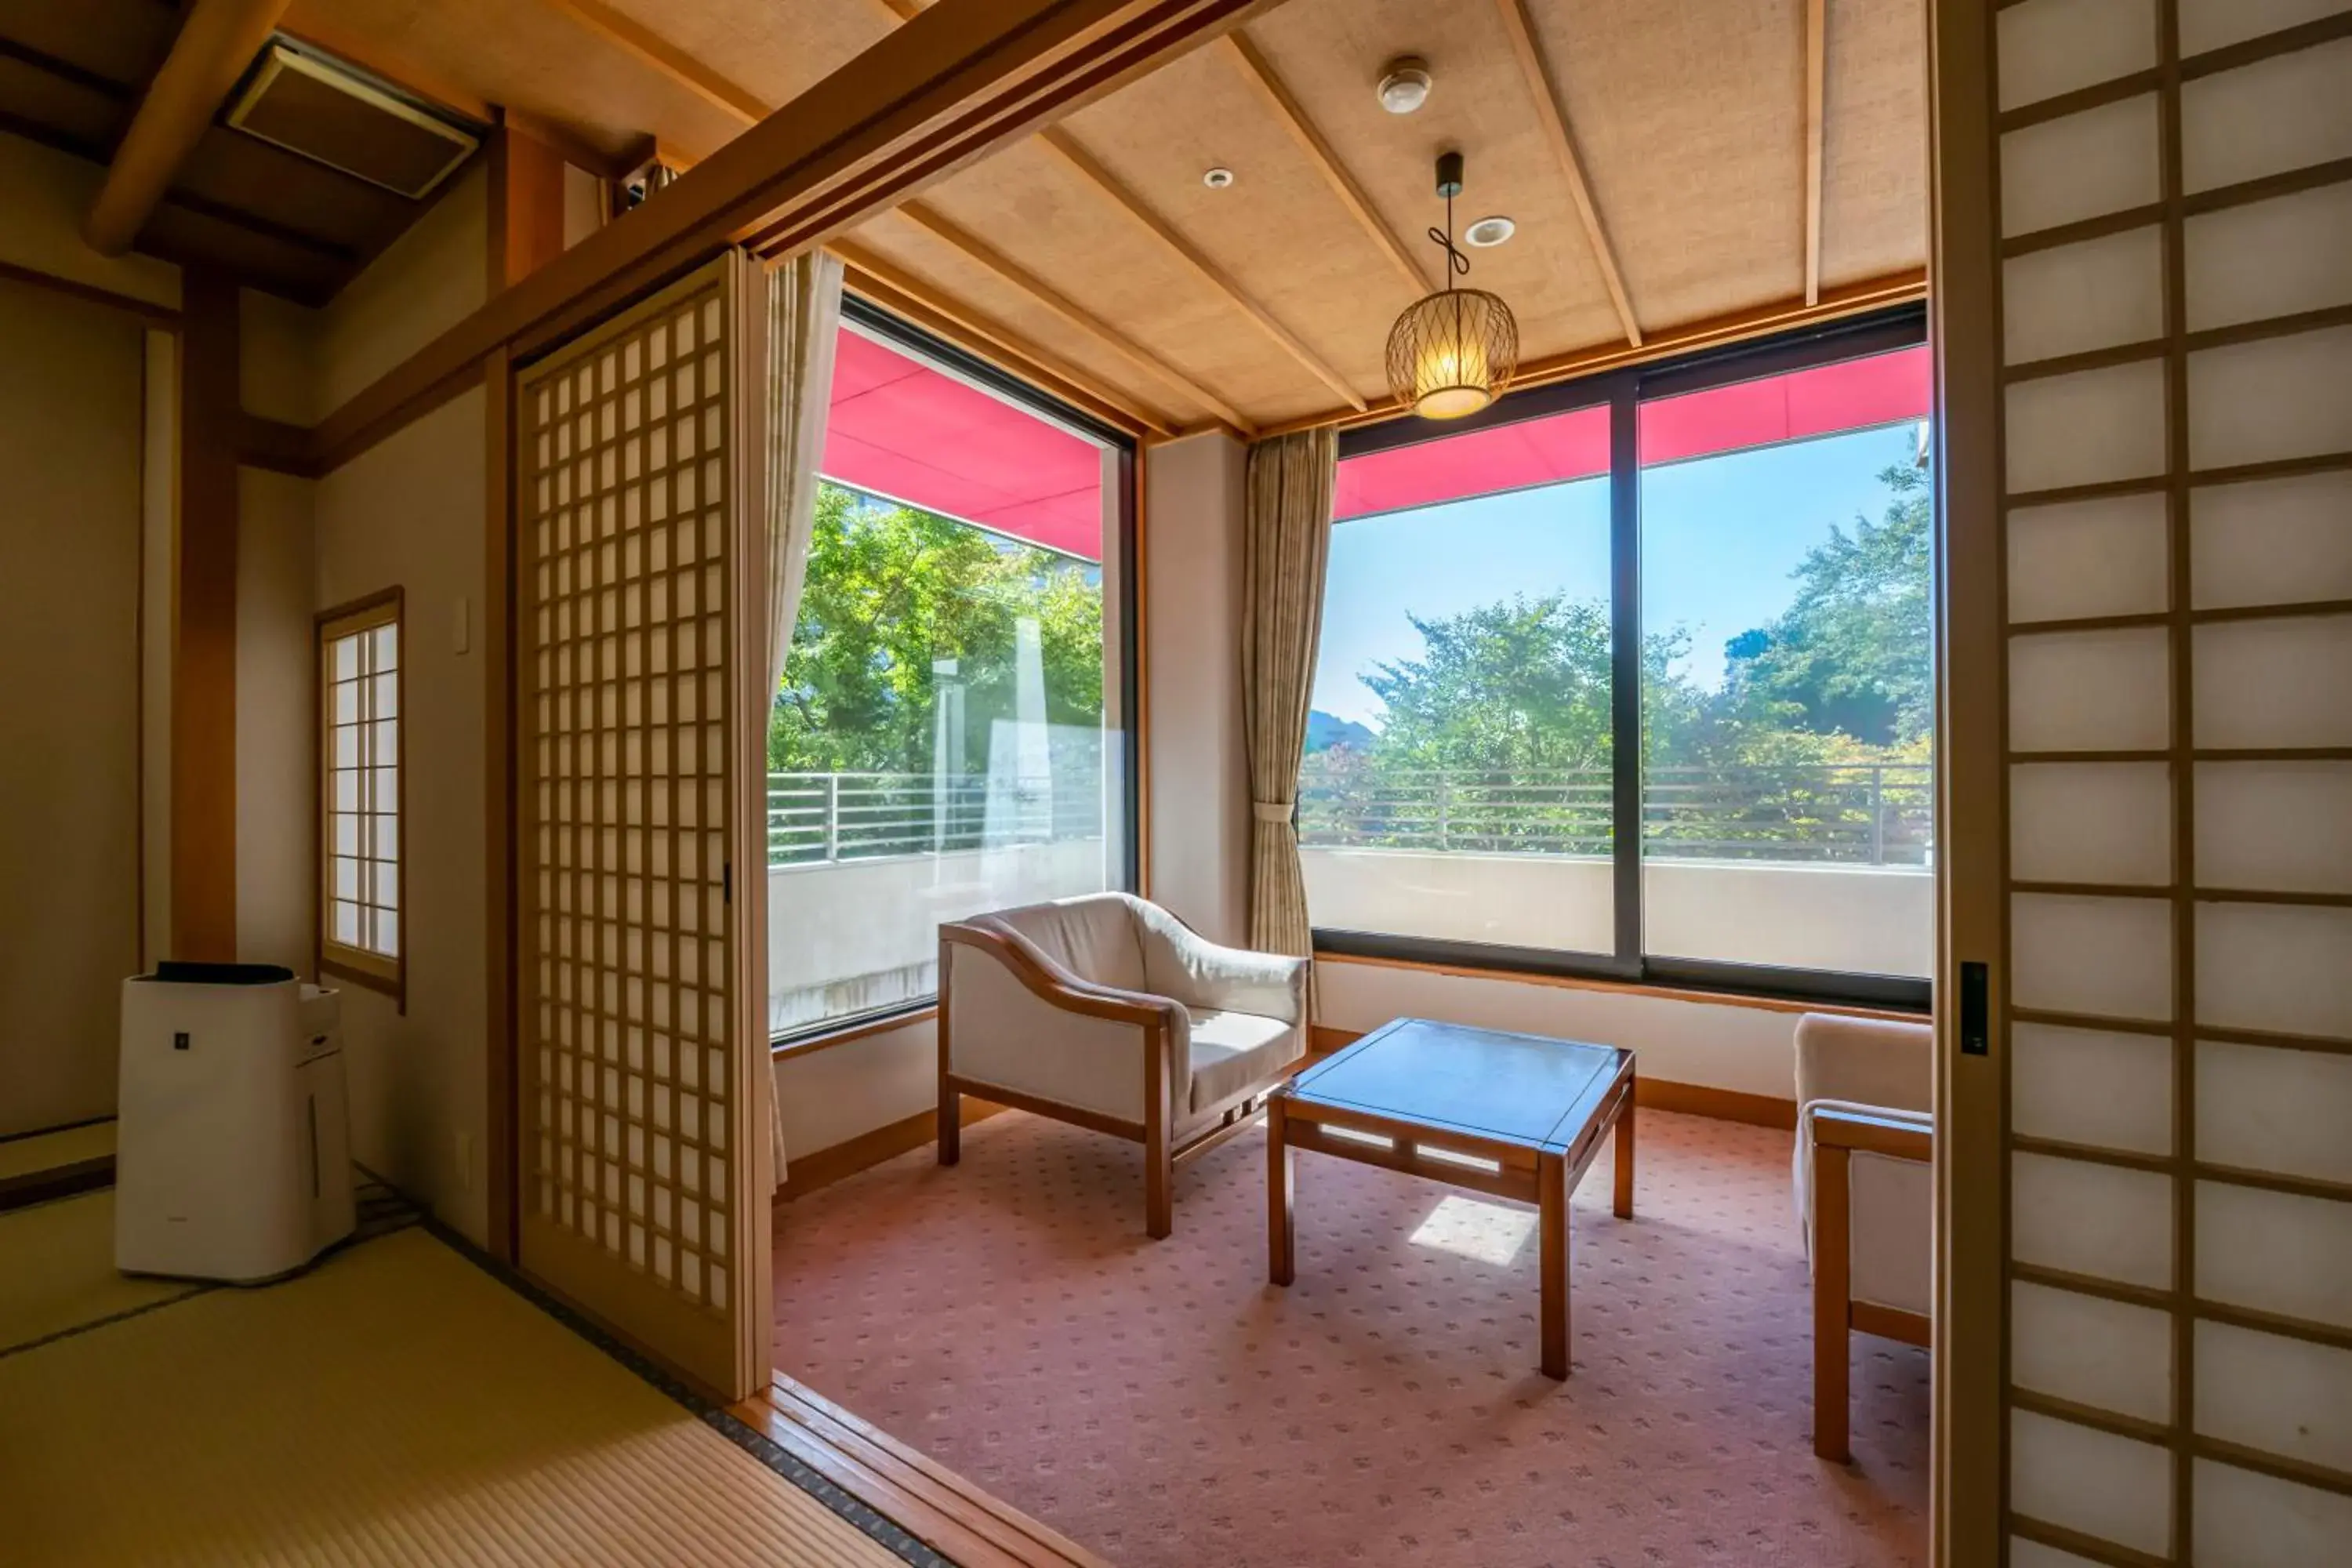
[
  {"x1": 1312, "y1": 947, "x2": 1929, "y2": 1023},
  {"x1": 319, "y1": 954, "x2": 405, "y2": 1014},
  {"x1": 771, "y1": 1003, "x2": 939, "y2": 1063}
]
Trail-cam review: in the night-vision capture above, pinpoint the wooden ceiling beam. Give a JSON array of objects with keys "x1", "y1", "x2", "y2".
[
  {"x1": 1033, "y1": 128, "x2": 1367, "y2": 410},
  {"x1": 833, "y1": 242, "x2": 1178, "y2": 437},
  {"x1": 893, "y1": 205, "x2": 1254, "y2": 432},
  {"x1": 534, "y1": 0, "x2": 1257, "y2": 427},
  {"x1": 1804, "y1": 0, "x2": 1827, "y2": 307},
  {"x1": 869, "y1": 0, "x2": 1367, "y2": 412},
  {"x1": 1254, "y1": 267, "x2": 1927, "y2": 438},
  {"x1": 85, "y1": 0, "x2": 294, "y2": 256},
  {"x1": 1218, "y1": 31, "x2": 1435, "y2": 298},
  {"x1": 1492, "y1": 0, "x2": 1642, "y2": 347}
]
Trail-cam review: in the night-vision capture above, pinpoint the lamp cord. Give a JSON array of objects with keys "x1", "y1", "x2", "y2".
[{"x1": 1427, "y1": 189, "x2": 1469, "y2": 289}]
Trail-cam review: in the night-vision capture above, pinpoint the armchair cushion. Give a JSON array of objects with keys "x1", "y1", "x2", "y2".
[
  {"x1": 1794, "y1": 1013, "x2": 1932, "y2": 1116},
  {"x1": 944, "y1": 893, "x2": 1308, "y2": 1137},
  {"x1": 1185, "y1": 1009, "x2": 1298, "y2": 1116},
  {"x1": 991, "y1": 896, "x2": 1149, "y2": 996}
]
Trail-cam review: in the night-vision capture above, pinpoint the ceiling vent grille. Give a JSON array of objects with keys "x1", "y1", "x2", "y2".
[{"x1": 226, "y1": 42, "x2": 479, "y2": 201}]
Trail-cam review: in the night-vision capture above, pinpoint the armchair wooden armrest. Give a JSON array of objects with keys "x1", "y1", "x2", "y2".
[
  {"x1": 1808, "y1": 1105, "x2": 1933, "y2": 1463},
  {"x1": 937, "y1": 920, "x2": 1187, "y2": 1236}
]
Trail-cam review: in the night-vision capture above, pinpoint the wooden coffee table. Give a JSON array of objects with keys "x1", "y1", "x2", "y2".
[{"x1": 1268, "y1": 1017, "x2": 1635, "y2": 1379}]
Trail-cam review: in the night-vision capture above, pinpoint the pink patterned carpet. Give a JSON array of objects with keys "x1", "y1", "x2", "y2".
[{"x1": 772, "y1": 1108, "x2": 1927, "y2": 1568}]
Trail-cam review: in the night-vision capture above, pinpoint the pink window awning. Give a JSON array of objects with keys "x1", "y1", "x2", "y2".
[
  {"x1": 1332, "y1": 344, "x2": 1929, "y2": 522},
  {"x1": 822, "y1": 328, "x2": 1106, "y2": 562}
]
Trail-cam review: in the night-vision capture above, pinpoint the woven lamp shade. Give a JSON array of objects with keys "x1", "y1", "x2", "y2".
[{"x1": 1385, "y1": 287, "x2": 1519, "y2": 419}]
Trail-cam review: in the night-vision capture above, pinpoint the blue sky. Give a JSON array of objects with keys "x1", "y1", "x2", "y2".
[{"x1": 1311, "y1": 423, "x2": 1925, "y2": 729}]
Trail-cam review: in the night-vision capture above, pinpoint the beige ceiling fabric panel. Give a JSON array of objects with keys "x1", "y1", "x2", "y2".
[
  {"x1": 1245, "y1": 0, "x2": 1624, "y2": 368},
  {"x1": 1058, "y1": 46, "x2": 1393, "y2": 405},
  {"x1": 1532, "y1": 0, "x2": 1810, "y2": 328},
  {"x1": 894, "y1": 143, "x2": 1312, "y2": 419},
  {"x1": 844, "y1": 212, "x2": 1205, "y2": 428},
  {"x1": 1819, "y1": 0, "x2": 1930, "y2": 291},
  {"x1": 590, "y1": 0, "x2": 880, "y2": 112}
]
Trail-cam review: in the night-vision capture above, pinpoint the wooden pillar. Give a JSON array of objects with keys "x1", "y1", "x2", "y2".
[
  {"x1": 171, "y1": 270, "x2": 239, "y2": 960},
  {"x1": 488, "y1": 120, "x2": 570, "y2": 292},
  {"x1": 484, "y1": 123, "x2": 563, "y2": 1261}
]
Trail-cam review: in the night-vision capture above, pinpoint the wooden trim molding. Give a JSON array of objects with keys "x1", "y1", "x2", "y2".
[
  {"x1": 772, "y1": 1004, "x2": 940, "y2": 1062},
  {"x1": 774, "y1": 1095, "x2": 1004, "y2": 1203},
  {"x1": 0, "y1": 259, "x2": 180, "y2": 325},
  {"x1": 728, "y1": 1376, "x2": 1116, "y2": 1568}
]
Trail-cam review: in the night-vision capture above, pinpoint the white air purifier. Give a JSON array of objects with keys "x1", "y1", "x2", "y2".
[{"x1": 116, "y1": 964, "x2": 357, "y2": 1283}]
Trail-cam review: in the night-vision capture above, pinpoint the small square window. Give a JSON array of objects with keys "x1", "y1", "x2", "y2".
[{"x1": 319, "y1": 592, "x2": 403, "y2": 1003}]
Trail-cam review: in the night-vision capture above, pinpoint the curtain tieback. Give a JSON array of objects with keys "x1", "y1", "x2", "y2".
[{"x1": 1252, "y1": 800, "x2": 1294, "y2": 823}]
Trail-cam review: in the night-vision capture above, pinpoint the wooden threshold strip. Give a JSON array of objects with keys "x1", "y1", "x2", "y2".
[{"x1": 730, "y1": 1375, "x2": 1114, "y2": 1568}]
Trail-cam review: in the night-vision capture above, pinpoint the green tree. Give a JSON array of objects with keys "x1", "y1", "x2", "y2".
[
  {"x1": 1357, "y1": 594, "x2": 1707, "y2": 774},
  {"x1": 1717, "y1": 461, "x2": 1932, "y2": 748},
  {"x1": 769, "y1": 484, "x2": 1103, "y2": 775}
]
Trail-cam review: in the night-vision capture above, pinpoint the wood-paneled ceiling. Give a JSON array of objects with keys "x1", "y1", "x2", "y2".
[{"x1": 5, "y1": 0, "x2": 1928, "y2": 430}]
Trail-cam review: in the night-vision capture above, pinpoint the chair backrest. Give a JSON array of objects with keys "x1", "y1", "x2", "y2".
[
  {"x1": 1794, "y1": 1013, "x2": 1934, "y2": 1116},
  {"x1": 989, "y1": 894, "x2": 1149, "y2": 995}
]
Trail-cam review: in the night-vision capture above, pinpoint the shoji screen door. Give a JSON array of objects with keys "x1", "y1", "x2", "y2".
[
  {"x1": 1940, "y1": 0, "x2": 2352, "y2": 1562},
  {"x1": 514, "y1": 253, "x2": 773, "y2": 1400}
]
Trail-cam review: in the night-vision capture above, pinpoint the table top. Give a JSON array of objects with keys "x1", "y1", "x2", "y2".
[{"x1": 1284, "y1": 1018, "x2": 1634, "y2": 1154}]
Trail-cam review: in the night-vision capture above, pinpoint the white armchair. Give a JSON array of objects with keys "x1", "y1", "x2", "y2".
[
  {"x1": 1793, "y1": 1011, "x2": 1934, "y2": 1461},
  {"x1": 938, "y1": 893, "x2": 1309, "y2": 1237}
]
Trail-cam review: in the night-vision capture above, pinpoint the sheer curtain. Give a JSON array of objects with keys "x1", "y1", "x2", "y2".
[
  {"x1": 764, "y1": 249, "x2": 844, "y2": 1188},
  {"x1": 1240, "y1": 428, "x2": 1338, "y2": 1004}
]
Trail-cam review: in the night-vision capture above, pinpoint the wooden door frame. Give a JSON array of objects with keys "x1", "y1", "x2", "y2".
[{"x1": 1928, "y1": 2, "x2": 2004, "y2": 1563}]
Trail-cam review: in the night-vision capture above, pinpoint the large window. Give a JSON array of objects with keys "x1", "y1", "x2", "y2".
[
  {"x1": 768, "y1": 308, "x2": 1134, "y2": 1039},
  {"x1": 1305, "y1": 310, "x2": 1930, "y2": 1007},
  {"x1": 318, "y1": 590, "x2": 403, "y2": 1001}
]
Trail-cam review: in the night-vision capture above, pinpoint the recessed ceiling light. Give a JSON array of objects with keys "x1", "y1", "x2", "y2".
[
  {"x1": 1464, "y1": 215, "x2": 1515, "y2": 248},
  {"x1": 1377, "y1": 56, "x2": 1432, "y2": 115},
  {"x1": 1203, "y1": 166, "x2": 1235, "y2": 189}
]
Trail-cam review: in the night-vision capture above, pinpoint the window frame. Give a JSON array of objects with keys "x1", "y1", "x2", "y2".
[
  {"x1": 1316, "y1": 304, "x2": 1932, "y2": 1013},
  {"x1": 768, "y1": 299, "x2": 1142, "y2": 1050},
  {"x1": 315, "y1": 586, "x2": 406, "y2": 1008}
]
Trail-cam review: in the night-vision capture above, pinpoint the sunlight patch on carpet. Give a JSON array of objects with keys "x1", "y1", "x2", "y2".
[{"x1": 1407, "y1": 1193, "x2": 1537, "y2": 1266}]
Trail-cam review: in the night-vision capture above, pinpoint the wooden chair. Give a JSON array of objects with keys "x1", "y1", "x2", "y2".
[
  {"x1": 937, "y1": 894, "x2": 1308, "y2": 1238},
  {"x1": 1794, "y1": 1013, "x2": 1934, "y2": 1462}
]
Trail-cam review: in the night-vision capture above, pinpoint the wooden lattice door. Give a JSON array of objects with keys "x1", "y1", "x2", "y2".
[{"x1": 514, "y1": 255, "x2": 771, "y2": 1399}]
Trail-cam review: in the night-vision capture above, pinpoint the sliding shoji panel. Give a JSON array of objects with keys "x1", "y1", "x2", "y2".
[
  {"x1": 1991, "y1": 0, "x2": 2352, "y2": 1560},
  {"x1": 514, "y1": 254, "x2": 771, "y2": 1400}
]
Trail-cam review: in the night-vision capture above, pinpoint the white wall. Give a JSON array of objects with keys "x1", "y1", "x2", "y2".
[
  {"x1": 316, "y1": 165, "x2": 487, "y2": 419},
  {"x1": 1317, "y1": 958, "x2": 1812, "y2": 1102},
  {"x1": 312, "y1": 387, "x2": 489, "y2": 1241},
  {"x1": 0, "y1": 277, "x2": 147, "y2": 1136},
  {"x1": 1144, "y1": 430, "x2": 1250, "y2": 944},
  {"x1": 1303, "y1": 848, "x2": 1935, "y2": 978},
  {"x1": 0, "y1": 133, "x2": 179, "y2": 312}
]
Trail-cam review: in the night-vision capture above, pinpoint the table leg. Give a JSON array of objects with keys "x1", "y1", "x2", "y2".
[
  {"x1": 1539, "y1": 1150, "x2": 1568, "y2": 1379},
  {"x1": 1613, "y1": 1089, "x2": 1635, "y2": 1221},
  {"x1": 1269, "y1": 1094, "x2": 1295, "y2": 1287}
]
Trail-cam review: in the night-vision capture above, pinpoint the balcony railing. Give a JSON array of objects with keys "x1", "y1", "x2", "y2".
[
  {"x1": 1298, "y1": 757, "x2": 1933, "y2": 866},
  {"x1": 768, "y1": 771, "x2": 1104, "y2": 865}
]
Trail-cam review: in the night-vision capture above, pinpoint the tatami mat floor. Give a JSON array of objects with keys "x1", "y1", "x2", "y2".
[{"x1": 0, "y1": 1191, "x2": 929, "y2": 1567}]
